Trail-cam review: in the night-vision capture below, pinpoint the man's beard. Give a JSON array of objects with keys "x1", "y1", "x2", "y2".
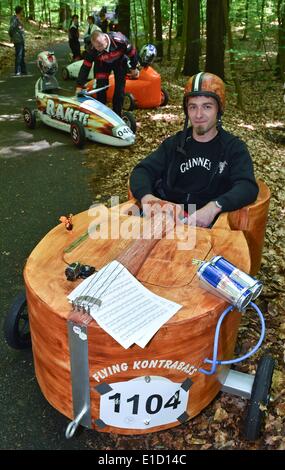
[
  {"x1": 195, "y1": 121, "x2": 216, "y2": 135},
  {"x1": 195, "y1": 125, "x2": 207, "y2": 135}
]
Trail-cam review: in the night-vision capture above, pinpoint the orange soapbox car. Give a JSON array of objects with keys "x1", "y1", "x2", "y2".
[{"x1": 86, "y1": 65, "x2": 169, "y2": 111}]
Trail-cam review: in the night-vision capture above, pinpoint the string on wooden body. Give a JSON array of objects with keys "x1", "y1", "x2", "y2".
[
  {"x1": 71, "y1": 211, "x2": 175, "y2": 314},
  {"x1": 72, "y1": 262, "x2": 125, "y2": 313}
]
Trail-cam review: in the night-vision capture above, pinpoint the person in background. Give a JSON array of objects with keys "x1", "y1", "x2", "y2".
[
  {"x1": 109, "y1": 17, "x2": 119, "y2": 32},
  {"x1": 100, "y1": 5, "x2": 107, "y2": 14},
  {"x1": 68, "y1": 14, "x2": 81, "y2": 61},
  {"x1": 76, "y1": 30, "x2": 139, "y2": 116},
  {"x1": 93, "y1": 11, "x2": 101, "y2": 28},
  {"x1": 129, "y1": 72, "x2": 258, "y2": 227},
  {"x1": 99, "y1": 12, "x2": 109, "y2": 33},
  {"x1": 109, "y1": 4, "x2": 119, "y2": 31},
  {"x1": 9, "y1": 5, "x2": 27, "y2": 76},
  {"x1": 83, "y1": 15, "x2": 101, "y2": 51}
]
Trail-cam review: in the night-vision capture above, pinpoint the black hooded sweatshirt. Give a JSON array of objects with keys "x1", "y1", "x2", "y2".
[{"x1": 129, "y1": 127, "x2": 258, "y2": 213}]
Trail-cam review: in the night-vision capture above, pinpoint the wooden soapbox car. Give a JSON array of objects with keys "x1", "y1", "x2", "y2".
[{"x1": 4, "y1": 181, "x2": 274, "y2": 441}]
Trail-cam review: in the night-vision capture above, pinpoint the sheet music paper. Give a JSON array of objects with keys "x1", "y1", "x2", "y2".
[{"x1": 67, "y1": 260, "x2": 182, "y2": 349}]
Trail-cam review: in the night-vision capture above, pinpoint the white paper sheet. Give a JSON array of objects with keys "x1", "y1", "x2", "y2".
[{"x1": 67, "y1": 260, "x2": 182, "y2": 348}]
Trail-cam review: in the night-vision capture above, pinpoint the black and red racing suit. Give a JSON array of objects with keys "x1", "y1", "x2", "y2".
[{"x1": 77, "y1": 32, "x2": 138, "y2": 116}]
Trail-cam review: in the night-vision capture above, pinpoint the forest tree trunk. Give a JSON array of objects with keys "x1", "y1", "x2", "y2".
[
  {"x1": 242, "y1": 0, "x2": 249, "y2": 40},
  {"x1": 223, "y1": 0, "x2": 243, "y2": 108},
  {"x1": 176, "y1": 0, "x2": 183, "y2": 38},
  {"x1": 118, "y1": 0, "x2": 131, "y2": 38},
  {"x1": 183, "y1": 0, "x2": 200, "y2": 76},
  {"x1": 131, "y1": 0, "x2": 138, "y2": 47},
  {"x1": 139, "y1": 0, "x2": 148, "y2": 42},
  {"x1": 28, "y1": 0, "x2": 35, "y2": 20},
  {"x1": 154, "y1": 0, "x2": 163, "y2": 58},
  {"x1": 147, "y1": 0, "x2": 154, "y2": 43},
  {"x1": 167, "y1": 0, "x2": 175, "y2": 60},
  {"x1": 206, "y1": 0, "x2": 225, "y2": 80},
  {"x1": 175, "y1": 0, "x2": 188, "y2": 78},
  {"x1": 276, "y1": 0, "x2": 285, "y2": 79}
]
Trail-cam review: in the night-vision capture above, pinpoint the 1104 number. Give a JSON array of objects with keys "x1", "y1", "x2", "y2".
[{"x1": 108, "y1": 390, "x2": 181, "y2": 415}]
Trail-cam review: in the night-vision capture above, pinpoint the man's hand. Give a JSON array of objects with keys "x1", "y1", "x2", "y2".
[
  {"x1": 187, "y1": 201, "x2": 222, "y2": 228},
  {"x1": 141, "y1": 194, "x2": 182, "y2": 220},
  {"x1": 75, "y1": 86, "x2": 84, "y2": 95},
  {"x1": 129, "y1": 68, "x2": 139, "y2": 79}
]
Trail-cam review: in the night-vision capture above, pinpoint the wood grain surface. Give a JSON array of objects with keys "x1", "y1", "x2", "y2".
[{"x1": 24, "y1": 201, "x2": 255, "y2": 434}]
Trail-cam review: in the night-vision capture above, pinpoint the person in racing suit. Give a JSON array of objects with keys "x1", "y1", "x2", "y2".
[{"x1": 76, "y1": 31, "x2": 139, "y2": 116}]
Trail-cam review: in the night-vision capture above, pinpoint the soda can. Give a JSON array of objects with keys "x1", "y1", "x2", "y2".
[
  {"x1": 210, "y1": 256, "x2": 263, "y2": 300},
  {"x1": 197, "y1": 261, "x2": 253, "y2": 311}
]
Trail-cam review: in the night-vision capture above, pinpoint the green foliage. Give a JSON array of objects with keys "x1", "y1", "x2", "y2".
[
  {"x1": 0, "y1": 0, "x2": 117, "y2": 25},
  {"x1": 0, "y1": 0, "x2": 283, "y2": 78}
]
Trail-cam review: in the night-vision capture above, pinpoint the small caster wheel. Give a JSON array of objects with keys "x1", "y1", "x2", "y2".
[
  {"x1": 4, "y1": 291, "x2": 31, "y2": 349},
  {"x1": 244, "y1": 354, "x2": 275, "y2": 440}
]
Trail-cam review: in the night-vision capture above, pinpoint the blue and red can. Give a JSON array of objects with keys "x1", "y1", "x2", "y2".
[
  {"x1": 197, "y1": 261, "x2": 253, "y2": 311},
  {"x1": 209, "y1": 256, "x2": 263, "y2": 300}
]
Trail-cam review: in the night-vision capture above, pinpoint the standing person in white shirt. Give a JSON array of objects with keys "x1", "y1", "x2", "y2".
[{"x1": 83, "y1": 15, "x2": 101, "y2": 51}]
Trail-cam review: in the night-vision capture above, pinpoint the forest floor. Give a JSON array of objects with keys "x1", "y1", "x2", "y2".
[{"x1": 0, "y1": 20, "x2": 284, "y2": 451}]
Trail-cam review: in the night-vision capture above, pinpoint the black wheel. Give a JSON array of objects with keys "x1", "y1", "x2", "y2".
[
  {"x1": 160, "y1": 88, "x2": 169, "y2": 106},
  {"x1": 23, "y1": 107, "x2": 36, "y2": 129},
  {"x1": 62, "y1": 67, "x2": 70, "y2": 80},
  {"x1": 123, "y1": 92, "x2": 135, "y2": 111},
  {"x1": 4, "y1": 291, "x2": 31, "y2": 350},
  {"x1": 122, "y1": 111, "x2": 136, "y2": 134},
  {"x1": 244, "y1": 354, "x2": 275, "y2": 441},
  {"x1": 70, "y1": 120, "x2": 86, "y2": 148}
]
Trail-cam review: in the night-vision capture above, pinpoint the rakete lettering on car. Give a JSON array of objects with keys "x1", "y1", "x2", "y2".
[{"x1": 45, "y1": 98, "x2": 89, "y2": 126}]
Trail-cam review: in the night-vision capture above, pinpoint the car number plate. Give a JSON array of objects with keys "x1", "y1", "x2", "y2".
[
  {"x1": 97, "y1": 376, "x2": 190, "y2": 429},
  {"x1": 114, "y1": 125, "x2": 133, "y2": 138}
]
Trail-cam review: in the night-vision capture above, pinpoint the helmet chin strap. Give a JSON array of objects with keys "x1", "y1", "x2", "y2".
[
  {"x1": 217, "y1": 112, "x2": 223, "y2": 129},
  {"x1": 176, "y1": 115, "x2": 189, "y2": 156}
]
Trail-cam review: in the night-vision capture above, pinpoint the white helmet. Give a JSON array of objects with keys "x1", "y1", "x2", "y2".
[
  {"x1": 139, "y1": 44, "x2": 157, "y2": 66},
  {"x1": 37, "y1": 51, "x2": 58, "y2": 75}
]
